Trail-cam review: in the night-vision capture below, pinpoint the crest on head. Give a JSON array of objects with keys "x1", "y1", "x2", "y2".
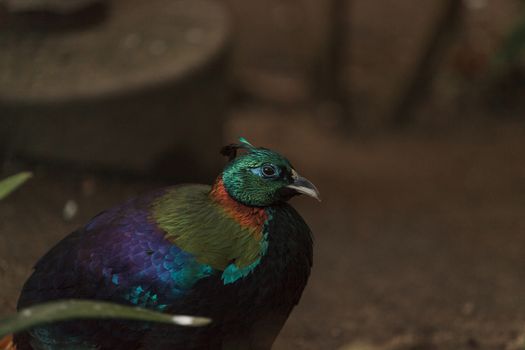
[
  {"x1": 220, "y1": 137, "x2": 257, "y2": 161},
  {"x1": 218, "y1": 137, "x2": 320, "y2": 205}
]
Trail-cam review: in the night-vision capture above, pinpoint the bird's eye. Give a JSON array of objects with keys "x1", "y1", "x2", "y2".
[
  {"x1": 262, "y1": 165, "x2": 276, "y2": 177},
  {"x1": 250, "y1": 164, "x2": 280, "y2": 179}
]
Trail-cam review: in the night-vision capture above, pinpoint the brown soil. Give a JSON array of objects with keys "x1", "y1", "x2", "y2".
[{"x1": 1, "y1": 111, "x2": 524, "y2": 349}]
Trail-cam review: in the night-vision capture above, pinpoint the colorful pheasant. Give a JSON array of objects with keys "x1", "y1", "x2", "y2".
[{"x1": 6, "y1": 138, "x2": 319, "y2": 350}]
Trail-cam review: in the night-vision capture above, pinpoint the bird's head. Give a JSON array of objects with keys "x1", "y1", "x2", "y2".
[{"x1": 218, "y1": 137, "x2": 320, "y2": 207}]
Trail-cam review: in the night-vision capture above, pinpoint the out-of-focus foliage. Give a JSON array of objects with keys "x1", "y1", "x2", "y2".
[
  {"x1": 0, "y1": 300, "x2": 211, "y2": 339},
  {"x1": 0, "y1": 172, "x2": 32, "y2": 201},
  {"x1": 494, "y1": 1, "x2": 525, "y2": 66}
]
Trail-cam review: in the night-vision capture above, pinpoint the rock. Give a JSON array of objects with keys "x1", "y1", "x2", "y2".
[{"x1": 62, "y1": 199, "x2": 78, "y2": 221}]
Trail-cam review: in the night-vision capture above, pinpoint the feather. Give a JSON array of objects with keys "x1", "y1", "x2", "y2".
[{"x1": 13, "y1": 140, "x2": 316, "y2": 350}]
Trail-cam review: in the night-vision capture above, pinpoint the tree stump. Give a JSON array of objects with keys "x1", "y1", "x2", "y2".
[{"x1": 0, "y1": 0, "x2": 231, "y2": 181}]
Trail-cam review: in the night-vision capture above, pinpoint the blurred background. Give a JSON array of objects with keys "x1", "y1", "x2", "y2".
[{"x1": 1, "y1": 0, "x2": 525, "y2": 348}]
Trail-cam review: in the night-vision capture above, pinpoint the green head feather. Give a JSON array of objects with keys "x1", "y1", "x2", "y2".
[{"x1": 220, "y1": 137, "x2": 297, "y2": 207}]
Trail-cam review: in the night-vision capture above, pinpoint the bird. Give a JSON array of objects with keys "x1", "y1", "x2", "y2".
[{"x1": 6, "y1": 137, "x2": 319, "y2": 350}]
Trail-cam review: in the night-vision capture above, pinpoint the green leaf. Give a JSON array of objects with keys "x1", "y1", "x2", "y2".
[
  {"x1": 0, "y1": 172, "x2": 32, "y2": 201},
  {"x1": 494, "y1": 4, "x2": 525, "y2": 66},
  {"x1": 0, "y1": 299, "x2": 211, "y2": 338}
]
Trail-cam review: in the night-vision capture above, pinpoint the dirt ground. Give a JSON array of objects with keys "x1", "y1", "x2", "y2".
[
  {"x1": 1, "y1": 0, "x2": 525, "y2": 348},
  {"x1": 1, "y1": 110, "x2": 524, "y2": 349}
]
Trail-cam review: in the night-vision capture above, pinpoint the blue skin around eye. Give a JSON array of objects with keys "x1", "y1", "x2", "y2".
[{"x1": 250, "y1": 165, "x2": 280, "y2": 178}]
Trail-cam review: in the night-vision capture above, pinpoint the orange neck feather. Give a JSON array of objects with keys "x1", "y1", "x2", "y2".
[{"x1": 210, "y1": 178, "x2": 268, "y2": 234}]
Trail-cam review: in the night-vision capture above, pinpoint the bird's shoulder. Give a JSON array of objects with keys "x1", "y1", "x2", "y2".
[{"x1": 18, "y1": 185, "x2": 215, "y2": 309}]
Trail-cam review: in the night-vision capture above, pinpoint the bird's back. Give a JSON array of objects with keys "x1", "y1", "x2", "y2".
[{"x1": 13, "y1": 185, "x2": 312, "y2": 350}]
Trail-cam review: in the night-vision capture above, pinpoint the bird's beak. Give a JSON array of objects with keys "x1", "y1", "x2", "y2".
[{"x1": 287, "y1": 171, "x2": 321, "y2": 202}]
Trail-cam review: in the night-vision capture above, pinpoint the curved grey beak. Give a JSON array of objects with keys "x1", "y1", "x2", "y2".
[{"x1": 286, "y1": 172, "x2": 321, "y2": 202}]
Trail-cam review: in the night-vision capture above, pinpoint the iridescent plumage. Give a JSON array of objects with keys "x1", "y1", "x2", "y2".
[{"x1": 11, "y1": 138, "x2": 318, "y2": 350}]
